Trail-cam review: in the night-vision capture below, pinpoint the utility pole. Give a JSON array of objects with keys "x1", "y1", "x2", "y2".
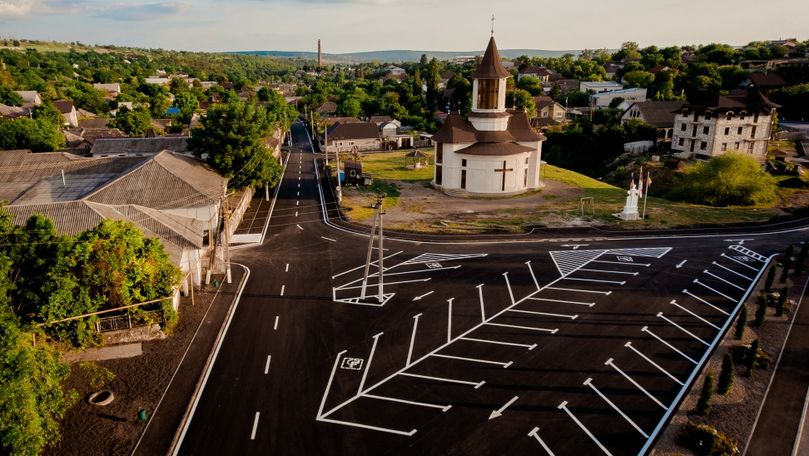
[
  {"x1": 642, "y1": 171, "x2": 651, "y2": 220},
  {"x1": 360, "y1": 194, "x2": 385, "y2": 302},
  {"x1": 324, "y1": 121, "x2": 329, "y2": 166},
  {"x1": 222, "y1": 183, "x2": 232, "y2": 284}
]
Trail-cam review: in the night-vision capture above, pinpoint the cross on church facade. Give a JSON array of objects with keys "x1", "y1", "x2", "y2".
[{"x1": 495, "y1": 160, "x2": 514, "y2": 191}]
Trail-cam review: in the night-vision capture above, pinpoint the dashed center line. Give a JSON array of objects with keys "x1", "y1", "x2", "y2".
[
  {"x1": 285, "y1": 263, "x2": 289, "y2": 272},
  {"x1": 273, "y1": 315, "x2": 279, "y2": 330},
  {"x1": 280, "y1": 285, "x2": 285, "y2": 296},
  {"x1": 264, "y1": 355, "x2": 272, "y2": 374},
  {"x1": 250, "y1": 412, "x2": 260, "y2": 440}
]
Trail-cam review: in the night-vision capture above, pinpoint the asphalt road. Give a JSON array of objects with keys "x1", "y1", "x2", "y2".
[{"x1": 175, "y1": 121, "x2": 809, "y2": 456}]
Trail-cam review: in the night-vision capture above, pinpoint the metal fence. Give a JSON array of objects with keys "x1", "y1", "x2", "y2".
[{"x1": 96, "y1": 311, "x2": 164, "y2": 333}]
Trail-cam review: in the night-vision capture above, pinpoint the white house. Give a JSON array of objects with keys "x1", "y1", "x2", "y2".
[
  {"x1": 591, "y1": 87, "x2": 647, "y2": 108},
  {"x1": 580, "y1": 81, "x2": 624, "y2": 93},
  {"x1": 432, "y1": 35, "x2": 545, "y2": 196},
  {"x1": 15, "y1": 90, "x2": 41, "y2": 107}
]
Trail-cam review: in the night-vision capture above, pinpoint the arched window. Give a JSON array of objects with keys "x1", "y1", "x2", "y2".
[{"x1": 477, "y1": 79, "x2": 500, "y2": 109}]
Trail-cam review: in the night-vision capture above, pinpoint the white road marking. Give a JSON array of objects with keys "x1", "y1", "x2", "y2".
[
  {"x1": 446, "y1": 298, "x2": 454, "y2": 343},
  {"x1": 503, "y1": 272, "x2": 516, "y2": 305},
  {"x1": 721, "y1": 253, "x2": 759, "y2": 271},
  {"x1": 528, "y1": 297, "x2": 595, "y2": 307},
  {"x1": 712, "y1": 261, "x2": 753, "y2": 280},
  {"x1": 264, "y1": 355, "x2": 272, "y2": 374},
  {"x1": 508, "y1": 308, "x2": 578, "y2": 320},
  {"x1": 297, "y1": 183, "x2": 300, "y2": 188},
  {"x1": 460, "y1": 336, "x2": 537, "y2": 350},
  {"x1": 593, "y1": 260, "x2": 650, "y2": 267},
  {"x1": 336, "y1": 278, "x2": 431, "y2": 291},
  {"x1": 704, "y1": 270, "x2": 746, "y2": 291},
  {"x1": 682, "y1": 289, "x2": 729, "y2": 315},
  {"x1": 317, "y1": 416, "x2": 416, "y2": 437},
  {"x1": 625, "y1": 342, "x2": 683, "y2": 385},
  {"x1": 296, "y1": 224, "x2": 303, "y2": 230},
  {"x1": 657, "y1": 312, "x2": 710, "y2": 346},
  {"x1": 431, "y1": 353, "x2": 512, "y2": 368},
  {"x1": 400, "y1": 372, "x2": 485, "y2": 388},
  {"x1": 558, "y1": 401, "x2": 614, "y2": 456},
  {"x1": 331, "y1": 251, "x2": 403, "y2": 279},
  {"x1": 694, "y1": 278, "x2": 737, "y2": 302},
  {"x1": 297, "y1": 191, "x2": 300, "y2": 196},
  {"x1": 296, "y1": 201, "x2": 299, "y2": 206},
  {"x1": 363, "y1": 393, "x2": 451, "y2": 412},
  {"x1": 285, "y1": 263, "x2": 289, "y2": 272},
  {"x1": 676, "y1": 260, "x2": 687, "y2": 269},
  {"x1": 477, "y1": 284, "x2": 486, "y2": 321},
  {"x1": 412, "y1": 291, "x2": 434, "y2": 301},
  {"x1": 489, "y1": 395, "x2": 519, "y2": 420},
  {"x1": 545, "y1": 286, "x2": 612, "y2": 295},
  {"x1": 579, "y1": 268, "x2": 639, "y2": 276},
  {"x1": 250, "y1": 412, "x2": 260, "y2": 440},
  {"x1": 406, "y1": 314, "x2": 422, "y2": 366},
  {"x1": 273, "y1": 315, "x2": 279, "y2": 330},
  {"x1": 357, "y1": 333, "x2": 383, "y2": 393},
  {"x1": 671, "y1": 300, "x2": 720, "y2": 329},
  {"x1": 642, "y1": 326, "x2": 698, "y2": 364},
  {"x1": 485, "y1": 322, "x2": 558, "y2": 334},
  {"x1": 584, "y1": 377, "x2": 649, "y2": 438},
  {"x1": 528, "y1": 427, "x2": 556, "y2": 455},
  {"x1": 280, "y1": 285, "x2": 285, "y2": 296},
  {"x1": 562, "y1": 277, "x2": 626, "y2": 285},
  {"x1": 606, "y1": 358, "x2": 666, "y2": 409},
  {"x1": 321, "y1": 236, "x2": 337, "y2": 242}
]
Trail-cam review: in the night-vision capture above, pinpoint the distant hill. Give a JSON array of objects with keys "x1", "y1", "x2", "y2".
[{"x1": 231, "y1": 49, "x2": 582, "y2": 64}]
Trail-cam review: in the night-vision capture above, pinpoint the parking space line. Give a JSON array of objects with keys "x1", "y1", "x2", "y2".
[
  {"x1": 642, "y1": 326, "x2": 698, "y2": 364},
  {"x1": 670, "y1": 300, "x2": 720, "y2": 329},
  {"x1": 704, "y1": 270, "x2": 746, "y2": 291},
  {"x1": 460, "y1": 336, "x2": 537, "y2": 350},
  {"x1": 336, "y1": 278, "x2": 431, "y2": 291},
  {"x1": 625, "y1": 342, "x2": 684, "y2": 385},
  {"x1": 579, "y1": 268, "x2": 639, "y2": 276},
  {"x1": 606, "y1": 358, "x2": 666, "y2": 409},
  {"x1": 406, "y1": 314, "x2": 422, "y2": 366},
  {"x1": 528, "y1": 297, "x2": 596, "y2": 307},
  {"x1": 528, "y1": 427, "x2": 556, "y2": 455},
  {"x1": 584, "y1": 377, "x2": 649, "y2": 438},
  {"x1": 400, "y1": 372, "x2": 485, "y2": 389},
  {"x1": 693, "y1": 279, "x2": 737, "y2": 302},
  {"x1": 477, "y1": 284, "x2": 486, "y2": 321},
  {"x1": 545, "y1": 286, "x2": 612, "y2": 295},
  {"x1": 485, "y1": 322, "x2": 559, "y2": 334},
  {"x1": 593, "y1": 260, "x2": 650, "y2": 267},
  {"x1": 558, "y1": 401, "x2": 614, "y2": 455},
  {"x1": 273, "y1": 316, "x2": 279, "y2": 330},
  {"x1": 358, "y1": 333, "x2": 383, "y2": 393},
  {"x1": 264, "y1": 355, "x2": 272, "y2": 374},
  {"x1": 280, "y1": 285, "x2": 285, "y2": 296},
  {"x1": 503, "y1": 272, "x2": 517, "y2": 305},
  {"x1": 331, "y1": 251, "x2": 403, "y2": 279},
  {"x1": 250, "y1": 412, "x2": 260, "y2": 440},
  {"x1": 508, "y1": 308, "x2": 578, "y2": 320},
  {"x1": 431, "y1": 353, "x2": 512, "y2": 368},
  {"x1": 363, "y1": 393, "x2": 451, "y2": 412},
  {"x1": 721, "y1": 253, "x2": 759, "y2": 271},
  {"x1": 317, "y1": 417, "x2": 417, "y2": 437},
  {"x1": 657, "y1": 312, "x2": 710, "y2": 346},
  {"x1": 713, "y1": 261, "x2": 753, "y2": 280},
  {"x1": 682, "y1": 289, "x2": 729, "y2": 315},
  {"x1": 562, "y1": 277, "x2": 626, "y2": 285},
  {"x1": 285, "y1": 263, "x2": 289, "y2": 272}
]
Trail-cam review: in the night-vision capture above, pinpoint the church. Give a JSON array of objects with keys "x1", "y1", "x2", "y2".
[{"x1": 432, "y1": 35, "x2": 546, "y2": 196}]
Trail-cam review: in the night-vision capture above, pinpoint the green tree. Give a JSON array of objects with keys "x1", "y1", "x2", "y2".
[
  {"x1": 744, "y1": 339, "x2": 760, "y2": 376},
  {"x1": 734, "y1": 305, "x2": 747, "y2": 339},
  {"x1": 764, "y1": 266, "x2": 776, "y2": 292},
  {"x1": 781, "y1": 245, "x2": 794, "y2": 283},
  {"x1": 257, "y1": 86, "x2": 272, "y2": 102},
  {"x1": 776, "y1": 285, "x2": 789, "y2": 317},
  {"x1": 337, "y1": 96, "x2": 361, "y2": 118},
  {"x1": 622, "y1": 70, "x2": 655, "y2": 88},
  {"x1": 0, "y1": 85, "x2": 23, "y2": 106},
  {"x1": 506, "y1": 89, "x2": 537, "y2": 119},
  {"x1": 0, "y1": 117, "x2": 64, "y2": 152},
  {"x1": 796, "y1": 242, "x2": 809, "y2": 274},
  {"x1": 696, "y1": 372, "x2": 714, "y2": 415},
  {"x1": 717, "y1": 352, "x2": 734, "y2": 395},
  {"x1": 173, "y1": 92, "x2": 199, "y2": 125},
  {"x1": 671, "y1": 152, "x2": 777, "y2": 206},
  {"x1": 110, "y1": 106, "x2": 152, "y2": 136},
  {"x1": 188, "y1": 100, "x2": 283, "y2": 189}
]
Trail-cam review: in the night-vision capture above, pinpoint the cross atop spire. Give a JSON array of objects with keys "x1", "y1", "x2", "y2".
[{"x1": 490, "y1": 14, "x2": 495, "y2": 36}]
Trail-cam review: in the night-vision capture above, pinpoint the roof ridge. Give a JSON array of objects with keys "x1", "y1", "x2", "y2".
[{"x1": 151, "y1": 151, "x2": 225, "y2": 197}]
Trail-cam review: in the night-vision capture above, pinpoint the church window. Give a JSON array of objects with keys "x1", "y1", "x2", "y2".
[
  {"x1": 436, "y1": 144, "x2": 444, "y2": 163},
  {"x1": 524, "y1": 168, "x2": 528, "y2": 187},
  {"x1": 461, "y1": 170, "x2": 467, "y2": 189},
  {"x1": 477, "y1": 79, "x2": 500, "y2": 109},
  {"x1": 435, "y1": 165, "x2": 442, "y2": 185},
  {"x1": 461, "y1": 159, "x2": 467, "y2": 167}
]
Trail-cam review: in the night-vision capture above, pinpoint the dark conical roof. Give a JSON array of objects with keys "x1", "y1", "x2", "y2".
[{"x1": 471, "y1": 36, "x2": 510, "y2": 79}]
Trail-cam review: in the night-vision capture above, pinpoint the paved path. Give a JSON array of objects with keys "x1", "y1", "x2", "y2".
[{"x1": 63, "y1": 343, "x2": 142, "y2": 363}]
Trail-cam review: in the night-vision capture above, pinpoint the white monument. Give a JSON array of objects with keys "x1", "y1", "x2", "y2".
[{"x1": 617, "y1": 174, "x2": 643, "y2": 221}]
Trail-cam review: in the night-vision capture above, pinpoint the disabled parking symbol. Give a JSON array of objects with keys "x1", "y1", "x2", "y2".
[{"x1": 340, "y1": 357, "x2": 364, "y2": 371}]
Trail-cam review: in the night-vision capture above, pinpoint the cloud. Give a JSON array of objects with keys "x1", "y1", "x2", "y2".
[
  {"x1": 95, "y1": 2, "x2": 189, "y2": 21},
  {"x1": 0, "y1": 0, "x2": 33, "y2": 17}
]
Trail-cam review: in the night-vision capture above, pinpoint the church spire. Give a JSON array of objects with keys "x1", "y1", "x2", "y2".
[{"x1": 471, "y1": 35, "x2": 510, "y2": 80}]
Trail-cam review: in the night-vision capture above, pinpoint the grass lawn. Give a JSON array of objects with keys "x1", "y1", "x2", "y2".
[{"x1": 360, "y1": 150, "x2": 434, "y2": 181}]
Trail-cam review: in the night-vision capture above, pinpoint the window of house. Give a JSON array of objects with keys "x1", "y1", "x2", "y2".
[
  {"x1": 751, "y1": 126, "x2": 757, "y2": 138},
  {"x1": 524, "y1": 168, "x2": 528, "y2": 187},
  {"x1": 461, "y1": 159, "x2": 467, "y2": 167},
  {"x1": 435, "y1": 165, "x2": 442, "y2": 185},
  {"x1": 477, "y1": 78, "x2": 499, "y2": 109},
  {"x1": 460, "y1": 169, "x2": 466, "y2": 189},
  {"x1": 692, "y1": 125, "x2": 698, "y2": 137},
  {"x1": 703, "y1": 126, "x2": 709, "y2": 135},
  {"x1": 700, "y1": 141, "x2": 707, "y2": 150},
  {"x1": 680, "y1": 123, "x2": 687, "y2": 131},
  {"x1": 735, "y1": 142, "x2": 740, "y2": 149},
  {"x1": 542, "y1": 111, "x2": 549, "y2": 118},
  {"x1": 436, "y1": 143, "x2": 443, "y2": 163},
  {"x1": 726, "y1": 113, "x2": 732, "y2": 120},
  {"x1": 740, "y1": 114, "x2": 746, "y2": 121},
  {"x1": 748, "y1": 143, "x2": 754, "y2": 152},
  {"x1": 721, "y1": 143, "x2": 727, "y2": 151},
  {"x1": 724, "y1": 127, "x2": 730, "y2": 135},
  {"x1": 555, "y1": 111, "x2": 563, "y2": 118},
  {"x1": 738, "y1": 127, "x2": 743, "y2": 134},
  {"x1": 679, "y1": 138, "x2": 685, "y2": 146},
  {"x1": 754, "y1": 113, "x2": 759, "y2": 123}
]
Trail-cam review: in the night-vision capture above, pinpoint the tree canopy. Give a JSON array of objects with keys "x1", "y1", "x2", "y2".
[{"x1": 670, "y1": 152, "x2": 778, "y2": 206}]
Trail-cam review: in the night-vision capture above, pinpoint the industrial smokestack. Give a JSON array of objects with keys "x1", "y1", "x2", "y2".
[{"x1": 317, "y1": 39, "x2": 322, "y2": 69}]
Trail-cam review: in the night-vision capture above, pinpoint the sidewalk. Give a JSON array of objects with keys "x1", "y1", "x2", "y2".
[{"x1": 745, "y1": 275, "x2": 809, "y2": 455}]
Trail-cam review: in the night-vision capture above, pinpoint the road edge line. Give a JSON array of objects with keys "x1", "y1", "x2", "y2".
[
  {"x1": 168, "y1": 263, "x2": 251, "y2": 456},
  {"x1": 258, "y1": 149, "x2": 291, "y2": 245}
]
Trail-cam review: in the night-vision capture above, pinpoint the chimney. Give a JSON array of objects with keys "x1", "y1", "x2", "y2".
[{"x1": 317, "y1": 39, "x2": 322, "y2": 69}]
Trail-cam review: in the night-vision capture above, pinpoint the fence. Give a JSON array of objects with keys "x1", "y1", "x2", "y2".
[{"x1": 96, "y1": 310, "x2": 164, "y2": 333}]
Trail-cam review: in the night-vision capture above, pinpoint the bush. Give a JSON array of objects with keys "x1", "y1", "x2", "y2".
[
  {"x1": 734, "y1": 305, "x2": 747, "y2": 339},
  {"x1": 776, "y1": 286, "x2": 789, "y2": 317},
  {"x1": 764, "y1": 266, "x2": 776, "y2": 292},
  {"x1": 678, "y1": 421, "x2": 739, "y2": 456},
  {"x1": 697, "y1": 372, "x2": 715, "y2": 415},
  {"x1": 754, "y1": 300, "x2": 767, "y2": 327},
  {"x1": 79, "y1": 361, "x2": 116, "y2": 390},
  {"x1": 717, "y1": 353, "x2": 734, "y2": 395},
  {"x1": 669, "y1": 152, "x2": 777, "y2": 206},
  {"x1": 745, "y1": 339, "x2": 760, "y2": 376}
]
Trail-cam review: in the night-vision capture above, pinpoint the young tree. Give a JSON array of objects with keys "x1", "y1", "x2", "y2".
[
  {"x1": 671, "y1": 152, "x2": 777, "y2": 206},
  {"x1": 764, "y1": 266, "x2": 776, "y2": 292},
  {"x1": 745, "y1": 339, "x2": 760, "y2": 376},
  {"x1": 781, "y1": 246, "x2": 794, "y2": 283},
  {"x1": 796, "y1": 242, "x2": 809, "y2": 275},
  {"x1": 717, "y1": 352, "x2": 734, "y2": 395},
  {"x1": 754, "y1": 299, "x2": 767, "y2": 327},
  {"x1": 110, "y1": 106, "x2": 152, "y2": 136},
  {"x1": 696, "y1": 372, "x2": 715, "y2": 415},
  {"x1": 734, "y1": 305, "x2": 747, "y2": 339},
  {"x1": 776, "y1": 285, "x2": 789, "y2": 317},
  {"x1": 0, "y1": 85, "x2": 23, "y2": 106}
]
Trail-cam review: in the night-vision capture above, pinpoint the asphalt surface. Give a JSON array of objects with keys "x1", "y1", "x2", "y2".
[{"x1": 175, "y1": 121, "x2": 809, "y2": 456}]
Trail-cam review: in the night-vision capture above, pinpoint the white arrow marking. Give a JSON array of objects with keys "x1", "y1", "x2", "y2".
[
  {"x1": 412, "y1": 291, "x2": 434, "y2": 301},
  {"x1": 676, "y1": 260, "x2": 687, "y2": 269},
  {"x1": 489, "y1": 396, "x2": 519, "y2": 420}
]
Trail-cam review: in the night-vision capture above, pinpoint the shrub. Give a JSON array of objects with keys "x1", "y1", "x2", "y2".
[
  {"x1": 734, "y1": 305, "x2": 747, "y2": 339},
  {"x1": 745, "y1": 339, "x2": 760, "y2": 376},
  {"x1": 697, "y1": 372, "x2": 715, "y2": 415},
  {"x1": 796, "y1": 242, "x2": 808, "y2": 274},
  {"x1": 678, "y1": 421, "x2": 739, "y2": 456},
  {"x1": 764, "y1": 266, "x2": 776, "y2": 292},
  {"x1": 669, "y1": 152, "x2": 777, "y2": 206},
  {"x1": 776, "y1": 286, "x2": 789, "y2": 317},
  {"x1": 79, "y1": 361, "x2": 116, "y2": 390},
  {"x1": 717, "y1": 353, "x2": 734, "y2": 395},
  {"x1": 754, "y1": 300, "x2": 767, "y2": 327}
]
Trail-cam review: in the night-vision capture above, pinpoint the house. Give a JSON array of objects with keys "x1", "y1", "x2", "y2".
[
  {"x1": 621, "y1": 100, "x2": 685, "y2": 144},
  {"x1": 553, "y1": 78, "x2": 581, "y2": 95},
  {"x1": 517, "y1": 66, "x2": 556, "y2": 83},
  {"x1": 324, "y1": 116, "x2": 360, "y2": 128},
  {"x1": 379, "y1": 120, "x2": 414, "y2": 149},
  {"x1": 15, "y1": 90, "x2": 41, "y2": 107},
  {"x1": 380, "y1": 120, "x2": 402, "y2": 138},
  {"x1": 90, "y1": 136, "x2": 190, "y2": 156},
  {"x1": 0, "y1": 104, "x2": 30, "y2": 119},
  {"x1": 432, "y1": 35, "x2": 545, "y2": 196},
  {"x1": 317, "y1": 101, "x2": 338, "y2": 116},
  {"x1": 369, "y1": 115, "x2": 393, "y2": 126},
  {"x1": 385, "y1": 66, "x2": 407, "y2": 77},
  {"x1": 603, "y1": 63, "x2": 623, "y2": 79},
  {"x1": 533, "y1": 96, "x2": 567, "y2": 127},
  {"x1": 92, "y1": 83, "x2": 121, "y2": 99},
  {"x1": 325, "y1": 122, "x2": 380, "y2": 154},
  {"x1": 0, "y1": 150, "x2": 245, "y2": 291},
  {"x1": 740, "y1": 71, "x2": 786, "y2": 94},
  {"x1": 580, "y1": 81, "x2": 624, "y2": 93},
  {"x1": 53, "y1": 100, "x2": 79, "y2": 127},
  {"x1": 670, "y1": 90, "x2": 779, "y2": 161},
  {"x1": 591, "y1": 87, "x2": 647, "y2": 108},
  {"x1": 343, "y1": 160, "x2": 364, "y2": 186}
]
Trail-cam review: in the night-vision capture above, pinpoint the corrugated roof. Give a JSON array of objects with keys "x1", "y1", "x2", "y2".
[
  {"x1": 90, "y1": 136, "x2": 189, "y2": 156},
  {"x1": 624, "y1": 101, "x2": 684, "y2": 128},
  {"x1": 679, "y1": 90, "x2": 780, "y2": 114},
  {"x1": 327, "y1": 122, "x2": 380, "y2": 141},
  {"x1": 471, "y1": 36, "x2": 510, "y2": 80}
]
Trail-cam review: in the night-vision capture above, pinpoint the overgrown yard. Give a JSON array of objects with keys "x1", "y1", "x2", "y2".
[{"x1": 339, "y1": 152, "x2": 798, "y2": 233}]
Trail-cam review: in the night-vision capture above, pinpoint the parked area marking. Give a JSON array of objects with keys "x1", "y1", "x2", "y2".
[
  {"x1": 250, "y1": 412, "x2": 260, "y2": 440},
  {"x1": 264, "y1": 355, "x2": 272, "y2": 374}
]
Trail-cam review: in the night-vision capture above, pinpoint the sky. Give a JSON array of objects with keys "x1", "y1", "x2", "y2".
[{"x1": 0, "y1": 0, "x2": 806, "y2": 54}]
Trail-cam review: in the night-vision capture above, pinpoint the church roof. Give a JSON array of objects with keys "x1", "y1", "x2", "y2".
[
  {"x1": 455, "y1": 142, "x2": 535, "y2": 157},
  {"x1": 471, "y1": 36, "x2": 510, "y2": 80},
  {"x1": 432, "y1": 113, "x2": 477, "y2": 143},
  {"x1": 507, "y1": 110, "x2": 545, "y2": 142}
]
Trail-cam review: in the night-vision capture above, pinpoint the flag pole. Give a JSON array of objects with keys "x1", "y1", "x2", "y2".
[{"x1": 642, "y1": 171, "x2": 650, "y2": 220}]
